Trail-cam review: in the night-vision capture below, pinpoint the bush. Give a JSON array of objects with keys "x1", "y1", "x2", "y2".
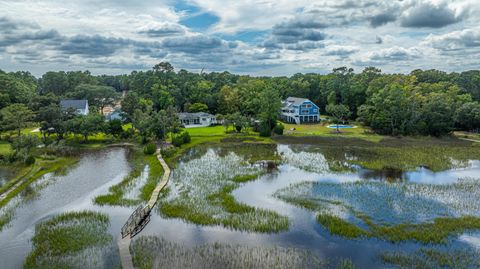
[
  {"x1": 161, "y1": 147, "x2": 177, "y2": 158},
  {"x1": 273, "y1": 123, "x2": 284, "y2": 135},
  {"x1": 143, "y1": 143, "x2": 156, "y2": 155},
  {"x1": 182, "y1": 131, "x2": 191, "y2": 144},
  {"x1": 259, "y1": 122, "x2": 272, "y2": 137},
  {"x1": 172, "y1": 131, "x2": 191, "y2": 147},
  {"x1": 25, "y1": 155, "x2": 36, "y2": 165}
]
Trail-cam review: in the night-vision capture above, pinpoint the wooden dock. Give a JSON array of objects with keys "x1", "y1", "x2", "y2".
[{"x1": 118, "y1": 150, "x2": 171, "y2": 269}]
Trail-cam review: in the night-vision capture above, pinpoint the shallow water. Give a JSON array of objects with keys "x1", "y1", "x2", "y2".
[
  {"x1": 0, "y1": 144, "x2": 479, "y2": 268},
  {"x1": 0, "y1": 167, "x2": 15, "y2": 188},
  {"x1": 0, "y1": 148, "x2": 132, "y2": 269}
]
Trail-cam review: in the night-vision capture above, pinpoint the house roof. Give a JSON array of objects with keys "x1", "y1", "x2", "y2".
[
  {"x1": 178, "y1": 112, "x2": 215, "y2": 120},
  {"x1": 60, "y1": 100, "x2": 88, "y2": 110},
  {"x1": 285, "y1": 97, "x2": 310, "y2": 106}
]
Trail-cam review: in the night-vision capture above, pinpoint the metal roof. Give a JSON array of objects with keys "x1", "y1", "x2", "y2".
[
  {"x1": 60, "y1": 100, "x2": 88, "y2": 110},
  {"x1": 178, "y1": 112, "x2": 215, "y2": 120}
]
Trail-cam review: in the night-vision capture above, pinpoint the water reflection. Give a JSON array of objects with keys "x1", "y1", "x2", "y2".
[
  {"x1": 0, "y1": 144, "x2": 479, "y2": 269},
  {"x1": 0, "y1": 168, "x2": 15, "y2": 188}
]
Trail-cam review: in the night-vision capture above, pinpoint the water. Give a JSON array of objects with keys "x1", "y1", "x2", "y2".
[
  {"x1": 327, "y1": 125, "x2": 356, "y2": 129},
  {"x1": 0, "y1": 168, "x2": 15, "y2": 188},
  {"x1": 0, "y1": 144, "x2": 479, "y2": 268},
  {"x1": 0, "y1": 148, "x2": 132, "y2": 269}
]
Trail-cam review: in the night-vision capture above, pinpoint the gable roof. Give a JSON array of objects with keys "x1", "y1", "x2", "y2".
[
  {"x1": 178, "y1": 112, "x2": 215, "y2": 120},
  {"x1": 60, "y1": 100, "x2": 88, "y2": 110},
  {"x1": 285, "y1": 97, "x2": 310, "y2": 106}
]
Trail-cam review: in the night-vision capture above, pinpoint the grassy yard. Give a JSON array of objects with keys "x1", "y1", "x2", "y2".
[
  {"x1": 0, "y1": 141, "x2": 11, "y2": 155},
  {"x1": 282, "y1": 122, "x2": 382, "y2": 142}
]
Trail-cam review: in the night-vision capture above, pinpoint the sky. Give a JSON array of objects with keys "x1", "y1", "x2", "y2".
[{"x1": 0, "y1": 0, "x2": 479, "y2": 77}]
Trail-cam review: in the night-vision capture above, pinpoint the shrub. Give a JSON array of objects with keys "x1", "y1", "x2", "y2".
[
  {"x1": 259, "y1": 122, "x2": 272, "y2": 137},
  {"x1": 25, "y1": 155, "x2": 36, "y2": 165},
  {"x1": 172, "y1": 131, "x2": 191, "y2": 147},
  {"x1": 161, "y1": 147, "x2": 177, "y2": 158},
  {"x1": 182, "y1": 131, "x2": 191, "y2": 144},
  {"x1": 172, "y1": 135, "x2": 184, "y2": 147},
  {"x1": 143, "y1": 143, "x2": 156, "y2": 155},
  {"x1": 273, "y1": 123, "x2": 284, "y2": 135}
]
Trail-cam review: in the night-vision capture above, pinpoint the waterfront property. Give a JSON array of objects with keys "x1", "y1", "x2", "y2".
[
  {"x1": 280, "y1": 97, "x2": 320, "y2": 124},
  {"x1": 179, "y1": 112, "x2": 217, "y2": 128},
  {"x1": 60, "y1": 99, "x2": 89, "y2": 115}
]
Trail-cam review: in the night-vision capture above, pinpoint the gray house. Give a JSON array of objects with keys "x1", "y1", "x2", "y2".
[
  {"x1": 280, "y1": 97, "x2": 320, "y2": 124},
  {"x1": 60, "y1": 100, "x2": 89, "y2": 115},
  {"x1": 178, "y1": 112, "x2": 217, "y2": 128}
]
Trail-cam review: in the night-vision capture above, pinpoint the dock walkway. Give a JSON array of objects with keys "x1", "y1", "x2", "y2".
[{"x1": 118, "y1": 149, "x2": 171, "y2": 269}]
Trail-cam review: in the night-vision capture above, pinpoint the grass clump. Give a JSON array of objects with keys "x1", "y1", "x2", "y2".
[
  {"x1": 277, "y1": 181, "x2": 480, "y2": 244},
  {"x1": 159, "y1": 148, "x2": 288, "y2": 233},
  {"x1": 317, "y1": 214, "x2": 367, "y2": 239},
  {"x1": 24, "y1": 211, "x2": 113, "y2": 269},
  {"x1": 131, "y1": 236, "x2": 331, "y2": 269},
  {"x1": 139, "y1": 154, "x2": 163, "y2": 201},
  {"x1": 0, "y1": 157, "x2": 78, "y2": 209},
  {"x1": 381, "y1": 247, "x2": 480, "y2": 269},
  {"x1": 94, "y1": 148, "x2": 164, "y2": 206}
]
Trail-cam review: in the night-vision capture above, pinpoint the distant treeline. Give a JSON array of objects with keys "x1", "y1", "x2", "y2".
[{"x1": 1, "y1": 63, "x2": 480, "y2": 136}]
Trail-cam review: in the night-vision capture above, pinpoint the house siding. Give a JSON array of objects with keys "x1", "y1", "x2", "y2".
[{"x1": 280, "y1": 97, "x2": 320, "y2": 124}]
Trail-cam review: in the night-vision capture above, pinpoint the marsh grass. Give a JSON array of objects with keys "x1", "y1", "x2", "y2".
[
  {"x1": 277, "y1": 179, "x2": 480, "y2": 244},
  {"x1": 94, "y1": 149, "x2": 145, "y2": 206},
  {"x1": 94, "y1": 149, "x2": 164, "y2": 206},
  {"x1": 159, "y1": 148, "x2": 288, "y2": 232},
  {"x1": 131, "y1": 236, "x2": 333, "y2": 269},
  {"x1": 380, "y1": 247, "x2": 480, "y2": 269},
  {"x1": 0, "y1": 157, "x2": 78, "y2": 210},
  {"x1": 24, "y1": 211, "x2": 113, "y2": 269},
  {"x1": 139, "y1": 154, "x2": 163, "y2": 201},
  {"x1": 276, "y1": 136, "x2": 480, "y2": 172}
]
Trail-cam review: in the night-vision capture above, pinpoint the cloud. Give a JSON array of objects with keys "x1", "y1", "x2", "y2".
[
  {"x1": 400, "y1": 2, "x2": 463, "y2": 28},
  {"x1": 369, "y1": 13, "x2": 397, "y2": 27},
  {"x1": 0, "y1": 17, "x2": 62, "y2": 48},
  {"x1": 57, "y1": 35, "x2": 131, "y2": 57},
  {"x1": 161, "y1": 35, "x2": 227, "y2": 54},
  {"x1": 423, "y1": 28, "x2": 480, "y2": 50},
  {"x1": 261, "y1": 17, "x2": 327, "y2": 51},
  {"x1": 354, "y1": 46, "x2": 422, "y2": 66},
  {"x1": 138, "y1": 23, "x2": 185, "y2": 37},
  {"x1": 323, "y1": 45, "x2": 359, "y2": 57},
  {"x1": 370, "y1": 46, "x2": 421, "y2": 60}
]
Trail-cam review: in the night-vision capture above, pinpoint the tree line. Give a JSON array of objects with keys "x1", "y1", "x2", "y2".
[{"x1": 1, "y1": 64, "x2": 480, "y2": 139}]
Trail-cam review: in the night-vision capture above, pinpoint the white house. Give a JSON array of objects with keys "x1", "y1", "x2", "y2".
[
  {"x1": 178, "y1": 112, "x2": 217, "y2": 128},
  {"x1": 60, "y1": 100, "x2": 89, "y2": 115},
  {"x1": 280, "y1": 97, "x2": 320, "y2": 124}
]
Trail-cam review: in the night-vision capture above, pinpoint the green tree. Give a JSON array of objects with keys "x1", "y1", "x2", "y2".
[
  {"x1": 326, "y1": 104, "x2": 351, "y2": 133},
  {"x1": 187, "y1": 103, "x2": 209, "y2": 113},
  {"x1": 68, "y1": 84, "x2": 119, "y2": 114},
  {"x1": 0, "y1": 104, "x2": 35, "y2": 136},
  {"x1": 107, "y1": 119, "x2": 124, "y2": 138},
  {"x1": 11, "y1": 135, "x2": 40, "y2": 153},
  {"x1": 68, "y1": 114, "x2": 105, "y2": 142},
  {"x1": 257, "y1": 86, "x2": 281, "y2": 130},
  {"x1": 454, "y1": 102, "x2": 480, "y2": 131}
]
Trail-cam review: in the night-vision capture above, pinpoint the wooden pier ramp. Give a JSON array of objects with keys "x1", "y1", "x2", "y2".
[{"x1": 118, "y1": 149, "x2": 171, "y2": 269}]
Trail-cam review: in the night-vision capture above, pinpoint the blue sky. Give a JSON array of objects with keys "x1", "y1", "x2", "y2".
[{"x1": 0, "y1": 0, "x2": 479, "y2": 76}]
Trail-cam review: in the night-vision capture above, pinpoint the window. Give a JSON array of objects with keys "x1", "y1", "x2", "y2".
[
  {"x1": 306, "y1": 104, "x2": 312, "y2": 108},
  {"x1": 202, "y1": 118, "x2": 206, "y2": 121},
  {"x1": 302, "y1": 110, "x2": 309, "y2": 114},
  {"x1": 313, "y1": 109, "x2": 318, "y2": 112}
]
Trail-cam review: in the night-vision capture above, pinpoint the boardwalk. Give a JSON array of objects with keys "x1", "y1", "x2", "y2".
[{"x1": 118, "y1": 149, "x2": 171, "y2": 269}]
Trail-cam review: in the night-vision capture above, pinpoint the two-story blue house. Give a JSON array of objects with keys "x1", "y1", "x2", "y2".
[{"x1": 280, "y1": 97, "x2": 320, "y2": 124}]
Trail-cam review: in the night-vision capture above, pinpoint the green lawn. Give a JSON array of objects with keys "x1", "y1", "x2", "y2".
[
  {"x1": 283, "y1": 122, "x2": 383, "y2": 142},
  {"x1": 0, "y1": 142, "x2": 11, "y2": 155}
]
